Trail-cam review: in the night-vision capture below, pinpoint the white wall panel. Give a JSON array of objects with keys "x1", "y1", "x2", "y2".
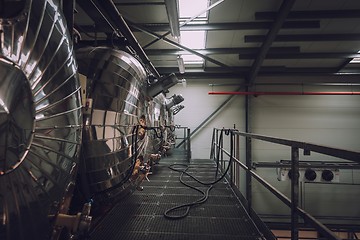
[
  {"x1": 249, "y1": 87, "x2": 360, "y2": 224},
  {"x1": 169, "y1": 81, "x2": 360, "y2": 225},
  {"x1": 169, "y1": 80, "x2": 246, "y2": 158}
]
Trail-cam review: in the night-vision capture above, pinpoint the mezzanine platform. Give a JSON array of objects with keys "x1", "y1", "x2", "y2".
[{"x1": 89, "y1": 149, "x2": 268, "y2": 240}]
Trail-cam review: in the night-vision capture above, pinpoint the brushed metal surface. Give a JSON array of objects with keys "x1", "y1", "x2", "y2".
[
  {"x1": 0, "y1": 0, "x2": 82, "y2": 239},
  {"x1": 75, "y1": 46, "x2": 149, "y2": 203}
]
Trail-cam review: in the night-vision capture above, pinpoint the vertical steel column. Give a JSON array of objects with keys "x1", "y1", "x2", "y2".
[
  {"x1": 187, "y1": 128, "x2": 191, "y2": 161},
  {"x1": 183, "y1": 127, "x2": 186, "y2": 150},
  {"x1": 231, "y1": 131, "x2": 234, "y2": 181},
  {"x1": 232, "y1": 133, "x2": 240, "y2": 186},
  {"x1": 219, "y1": 132, "x2": 224, "y2": 169},
  {"x1": 291, "y1": 147, "x2": 300, "y2": 240},
  {"x1": 245, "y1": 93, "x2": 252, "y2": 212},
  {"x1": 210, "y1": 128, "x2": 216, "y2": 159}
]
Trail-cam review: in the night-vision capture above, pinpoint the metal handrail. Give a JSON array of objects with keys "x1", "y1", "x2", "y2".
[
  {"x1": 174, "y1": 126, "x2": 191, "y2": 161},
  {"x1": 210, "y1": 128, "x2": 360, "y2": 240}
]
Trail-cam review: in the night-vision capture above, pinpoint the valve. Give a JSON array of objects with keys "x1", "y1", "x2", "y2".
[{"x1": 53, "y1": 202, "x2": 92, "y2": 236}]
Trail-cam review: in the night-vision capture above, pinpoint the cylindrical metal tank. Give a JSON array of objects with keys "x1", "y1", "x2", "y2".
[
  {"x1": 145, "y1": 93, "x2": 180, "y2": 161},
  {"x1": 146, "y1": 93, "x2": 166, "y2": 158},
  {"x1": 75, "y1": 47, "x2": 149, "y2": 208},
  {"x1": 0, "y1": 0, "x2": 82, "y2": 239}
]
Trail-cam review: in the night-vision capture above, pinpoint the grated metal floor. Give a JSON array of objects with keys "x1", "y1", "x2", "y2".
[{"x1": 89, "y1": 149, "x2": 265, "y2": 240}]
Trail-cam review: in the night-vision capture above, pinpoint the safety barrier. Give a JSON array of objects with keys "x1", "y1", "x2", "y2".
[
  {"x1": 175, "y1": 126, "x2": 191, "y2": 162},
  {"x1": 210, "y1": 128, "x2": 360, "y2": 240}
]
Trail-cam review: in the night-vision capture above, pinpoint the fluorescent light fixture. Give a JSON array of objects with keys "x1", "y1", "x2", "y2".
[
  {"x1": 182, "y1": 54, "x2": 203, "y2": 65},
  {"x1": 165, "y1": 0, "x2": 180, "y2": 37},
  {"x1": 177, "y1": 55, "x2": 185, "y2": 73}
]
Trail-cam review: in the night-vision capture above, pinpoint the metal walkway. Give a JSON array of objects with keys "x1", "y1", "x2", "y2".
[{"x1": 89, "y1": 149, "x2": 266, "y2": 240}]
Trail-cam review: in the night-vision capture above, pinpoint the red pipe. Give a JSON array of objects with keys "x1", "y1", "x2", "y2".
[{"x1": 208, "y1": 91, "x2": 360, "y2": 95}]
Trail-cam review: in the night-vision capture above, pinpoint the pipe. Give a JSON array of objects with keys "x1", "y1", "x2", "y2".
[
  {"x1": 208, "y1": 91, "x2": 360, "y2": 95},
  {"x1": 85, "y1": 0, "x2": 160, "y2": 78}
]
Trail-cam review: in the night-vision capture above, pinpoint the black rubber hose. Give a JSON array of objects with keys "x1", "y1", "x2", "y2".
[{"x1": 164, "y1": 128, "x2": 234, "y2": 219}]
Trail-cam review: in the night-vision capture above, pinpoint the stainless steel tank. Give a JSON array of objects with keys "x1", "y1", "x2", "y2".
[
  {"x1": 75, "y1": 46, "x2": 149, "y2": 207},
  {"x1": 0, "y1": 0, "x2": 82, "y2": 239},
  {"x1": 146, "y1": 93, "x2": 166, "y2": 158},
  {"x1": 153, "y1": 94, "x2": 183, "y2": 157},
  {"x1": 146, "y1": 93, "x2": 181, "y2": 160}
]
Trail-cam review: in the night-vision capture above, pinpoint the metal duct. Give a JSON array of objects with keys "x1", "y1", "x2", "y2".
[
  {"x1": 75, "y1": 47, "x2": 149, "y2": 206},
  {"x1": 0, "y1": 0, "x2": 82, "y2": 239}
]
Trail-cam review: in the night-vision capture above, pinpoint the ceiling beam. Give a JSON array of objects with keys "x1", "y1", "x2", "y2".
[
  {"x1": 256, "y1": 10, "x2": 360, "y2": 20},
  {"x1": 246, "y1": 0, "x2": 296, "y2": 85},
  {"x1": 76, "y1": 20, "x2": 320, "y2": 33},
  {"x1": 145, "y1": 48, "x2": 360, "y2": 59},
  {"x1": 80, "y1": 39, "x2": 348, "y2": 61},
  {"x1": 79, "y1": 38, "x2": 356, "y2": 61},
  {"x1": 145, "y1": 47, "x2": 301, "y2": 55},
  {"x1": 245, "y1": 34, "x2": 360, "y2": 42},
  {"x1": 132, "y1": 21, "x2": 320, "y2": 31},
  {"x1": 76, "y1": 40, "x2": 301, "y2": 55},
  {"x1": 127, "y1": 20, "x2": 231, "y2": 68},
  {"x1": 114, "y1": 2, "x2": 164, "y2": 6},
  {"x1": 238, "y1": 52, "x2": 360, "y2": 59},
  {"x1": 155, "y1": 67, "x2": 360, "y2": 79}
]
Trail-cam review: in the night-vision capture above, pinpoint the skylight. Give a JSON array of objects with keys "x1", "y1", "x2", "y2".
[
  {"x1": 180, "y1": 31, "x2": 206, "y2": 49},
  {"x1": 179, "y1": 0, "x2": 208, "y2": 19},
  {"x1": 350, "y1": 58, "x2": 360, "y2": 63},
  {"x1": 349, "y1": 51, "x2": 360, "y2": 63},
  {"x1": 178, "y1": 0, "x2": 209, "y2": 67}
]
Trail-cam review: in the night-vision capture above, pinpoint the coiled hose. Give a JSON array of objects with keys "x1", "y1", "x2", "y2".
[{"x1": 164, "y1": 128, "x2": 234, "y2": 219}]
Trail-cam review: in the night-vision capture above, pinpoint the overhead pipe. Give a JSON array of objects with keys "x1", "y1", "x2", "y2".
[
  {"x1": 88, "y1": 0, "x2": 160, "y2": 78},
  {"x1": 209, "y1": 91, "x2": 360, "y2": 95}
]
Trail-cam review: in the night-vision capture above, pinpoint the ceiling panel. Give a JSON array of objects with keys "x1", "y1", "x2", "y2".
[{"x1": 73, "y1": 0, "x2": 360, "y2": 83}]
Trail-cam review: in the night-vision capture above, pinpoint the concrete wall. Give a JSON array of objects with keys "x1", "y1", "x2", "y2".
[{"x1": 168, "y1": 78, "x2": 360, "y2": 225}]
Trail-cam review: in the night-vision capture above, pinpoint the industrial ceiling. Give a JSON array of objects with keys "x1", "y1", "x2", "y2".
[{"x1": 73, "y1": 0, "x2": 360, "y2": 85}]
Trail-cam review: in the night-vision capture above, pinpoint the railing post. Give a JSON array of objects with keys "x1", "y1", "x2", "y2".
[
  {"x1": 210, "y1": 128, "x2": 216, "y2": 159},
  {"x1": 183, "y1": 127, "x2": 186, "y2": 149},
  {"x1": 215, "y1": 129, "x2": 219, "y2": 161},
  {"x1": 233, "y1": 132, "x2": 240, "y2": 188},
  {"x1": 291, "y1": 147, "x2": 300, "y2": 240},
  {"x1": 246, "y1": 136, "x2": 252, "y2": 213},
  {"x1": 220, "y1": 132, "x2": 224, "y2": 169},
  {"x1": 228, "y1": 130, "x2": 233, "y2": 182},
  {"x1": 187, "y1": 128, "x2": 191, "y2": 161}
]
